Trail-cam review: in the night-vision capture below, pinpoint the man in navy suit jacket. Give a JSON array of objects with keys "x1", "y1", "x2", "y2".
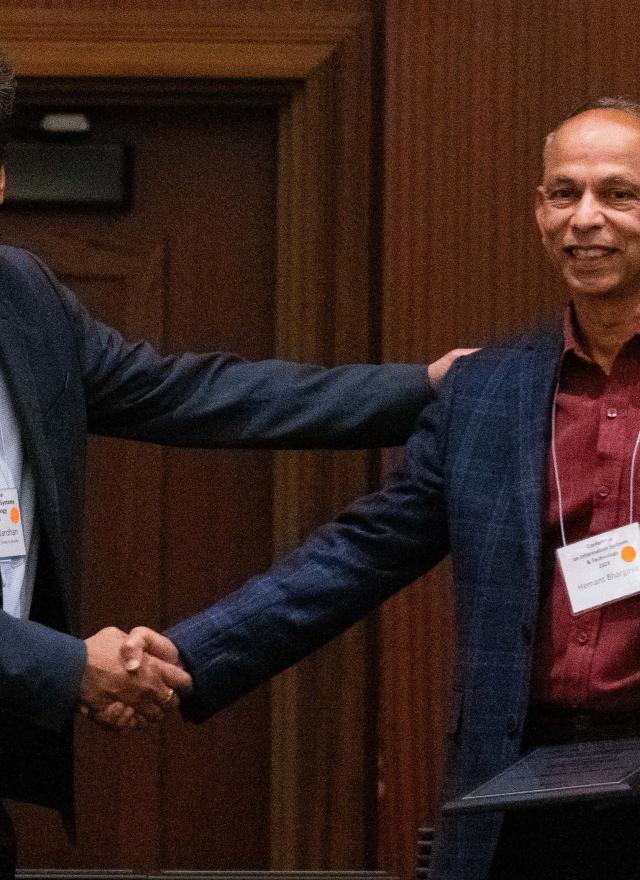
[
  {"x1": 0, "y1": 50, "x2": 470, "y2": 876},
  {"x1": 124, "y1": 98, "x2": 640, "y2": 879}
]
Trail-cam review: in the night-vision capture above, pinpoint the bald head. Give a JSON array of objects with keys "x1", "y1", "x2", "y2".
[
  {"x1": 542, "y1": 109, "x2": 640, "y2": 179},
  {"x1": 544, "y1": 98, "x2": 640, "y2": 169}
]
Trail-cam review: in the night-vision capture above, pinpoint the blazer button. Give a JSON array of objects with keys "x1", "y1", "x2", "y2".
[{"x1": 506, "y1": 715, "x2": 519, "y2": 736}]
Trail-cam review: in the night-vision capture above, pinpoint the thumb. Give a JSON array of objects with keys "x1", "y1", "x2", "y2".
[
  {"x1": 121, "y1": 626, "x2": 180, "y2": 671},
  {"x1": 120, "y1": 630, "x2": 146, "y2": 671}
]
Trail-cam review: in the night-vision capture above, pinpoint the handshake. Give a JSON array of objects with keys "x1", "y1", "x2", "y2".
[{"x1": 78, "y1": 626, "x2": 193, "y2": 731}]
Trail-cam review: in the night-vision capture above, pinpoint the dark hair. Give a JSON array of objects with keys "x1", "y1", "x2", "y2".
[
  {"x1": 0, "y1": 49, "x2": 16, "y2": 164},
  {"x1": 544, "y1": 96, "x2": 640, "y2": 161}
]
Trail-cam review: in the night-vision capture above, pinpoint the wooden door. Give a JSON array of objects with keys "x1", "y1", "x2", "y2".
[{"x1": 2, "y1": 94, "x2": 278, "y2": 872}]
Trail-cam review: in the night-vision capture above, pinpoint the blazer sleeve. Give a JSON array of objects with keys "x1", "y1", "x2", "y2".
[
  {"x1": 166, "y1": 399, "x2": 450, "y2": 721},
  {"x1": 0, "y1": 248, "x2": 431, "y2": 732},
  {"x1": 0, "y1": 611, "x2": 86, "y2": 731},
  {"x1": 30, "y1": 255, "x2": 431, "y2": 450}
]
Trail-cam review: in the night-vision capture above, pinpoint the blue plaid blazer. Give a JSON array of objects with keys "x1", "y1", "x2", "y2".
[{"x1": 170, "y1": 325, "x2": 565, "y2": 880}]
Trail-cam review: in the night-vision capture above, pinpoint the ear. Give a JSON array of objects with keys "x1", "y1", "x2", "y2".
[{"x1": 0, "y1": 166, "x2": 5, "y2": 205}]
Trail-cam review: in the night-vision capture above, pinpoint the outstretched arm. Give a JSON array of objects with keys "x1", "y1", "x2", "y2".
[
  {"x1": 12, "y1": 249, "x2": 471, "y2": 451},
  {"x1": 159, "y1": 399, "x2": 451, "y2": 721}
]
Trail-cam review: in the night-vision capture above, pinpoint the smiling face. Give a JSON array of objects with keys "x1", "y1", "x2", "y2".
[{"x1": 536, "y1": 109, "x2": 640, "y2": 303}]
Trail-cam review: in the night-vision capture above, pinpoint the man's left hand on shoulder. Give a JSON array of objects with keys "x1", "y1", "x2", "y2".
[{"x1": 427, "y1": 348, "x2": 479, "y2": 392}]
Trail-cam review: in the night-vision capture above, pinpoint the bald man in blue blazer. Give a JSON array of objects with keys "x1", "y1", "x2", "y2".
[{"x1": 150, "y1": 98, "x2": 640, "y2": 880}]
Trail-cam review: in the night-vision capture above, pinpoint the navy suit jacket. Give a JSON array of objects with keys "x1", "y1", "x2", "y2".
[
  {"x1": 168, "y1": 325, "x2": 565, "y2": 880},
  {"x1": 0, "y1": 245, "x2": 431, "y2": 816}
]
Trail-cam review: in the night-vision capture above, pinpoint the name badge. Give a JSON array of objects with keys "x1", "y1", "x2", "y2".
[
  {"x1": 557, "y1": 522, "x2": 640, "y2": 614},
  {"x1": 0, "y1": 487, "x2": 26, "y2": 558}
]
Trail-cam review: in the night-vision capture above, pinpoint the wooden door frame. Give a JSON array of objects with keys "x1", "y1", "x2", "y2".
[{"x1": 3, "y1": 10, "x2": 378, "y2": 869}]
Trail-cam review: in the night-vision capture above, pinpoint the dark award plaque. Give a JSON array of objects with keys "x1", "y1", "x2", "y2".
[{"x1": 442, "y1": 738, "x2": 640, "y2": 815}]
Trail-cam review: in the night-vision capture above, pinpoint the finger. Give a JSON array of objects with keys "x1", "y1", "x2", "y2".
[
  {"x1": 159, "y1": 688, "x2": 180, "y2": 713},
  {"x1": 159, "y1": 661, "x2": 193, "y2": 695},
  {"x1": 134, "y1": 699, "x2": 165, "y2": 723},
  {"x1": 131, "y1": 627, "x2": 178, "y2": 662},
  {"x1": 123, "y1": 712, "x2": 148, "y2": 731},
  {"x1": 93, "y1": 701, "x2": 128, "y2": 728},
  {"x1": 114, "y1": 705, "x2": 137, "y2": 730},
  {"x1": 122, "y1": 627, "x2": 179, "y2": 670},
  {"x1": 89, "y1": 712, "x2": 123, "y2": 731},
  {"x1": 148, "y1": 687, "x2": 178, "y2": 714},
  {"x1": 78, "y1": 703, "x2": 90, "y2": 717}
]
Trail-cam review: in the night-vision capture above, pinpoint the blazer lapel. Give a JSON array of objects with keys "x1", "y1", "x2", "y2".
[
  {"x1": 0, "y1": 303, "x2": 67, "y2": 619},
  {"x1": 515, "y1": 324, "x2": 564, "y2": 590}
]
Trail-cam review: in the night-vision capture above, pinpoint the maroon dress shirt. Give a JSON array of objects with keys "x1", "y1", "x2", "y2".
[{"x1": 532, "y1": 308, "x2": 640, "y2": 710}]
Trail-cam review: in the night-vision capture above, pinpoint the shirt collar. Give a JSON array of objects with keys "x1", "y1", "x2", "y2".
[
  {"x1": 561, "y1": 304, "x2": 593, "y2": 363},
  {"x1": 561, "y1": 302, "x2": 640, "y2": 367}
]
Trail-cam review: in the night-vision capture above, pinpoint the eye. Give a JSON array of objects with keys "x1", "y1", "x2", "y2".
[
  {"x1": 607, "y1": 188, "x2": 638, "y2": 204},
  {"x1": 546, "y1": 187, "x2": 578, "y2": 206}
]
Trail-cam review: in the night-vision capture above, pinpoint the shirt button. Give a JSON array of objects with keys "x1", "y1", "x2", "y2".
[
  {"x1": 598, "y1": 486, "x2": 610, "y2": 498},
  {"x1": 606, "y1": 407, "x2": 618, "y2": 419},
  {"x1": 577, "y1": 631, "x2": 589, "y2": 644}
]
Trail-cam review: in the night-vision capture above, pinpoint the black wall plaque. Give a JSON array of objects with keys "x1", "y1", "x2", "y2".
[{"x1": 4, "y1": 142, "x2": 132, "y2": 210}]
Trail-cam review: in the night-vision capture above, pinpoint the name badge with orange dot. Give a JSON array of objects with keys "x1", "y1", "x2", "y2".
[
  {"x1": 557, "y1": 522, "x2": 640, "y2": 614},
  {"x1": 0, "y1": 488, "x2": 26, "y2": 558}
]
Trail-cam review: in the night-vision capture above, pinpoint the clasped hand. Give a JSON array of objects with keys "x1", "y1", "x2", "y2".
[{"x1": 79, "y1": 626, "x2": 192, "y2": 731}]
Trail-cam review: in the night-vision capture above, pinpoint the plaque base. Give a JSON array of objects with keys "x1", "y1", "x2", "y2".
[{"x1": 443, "y1": 738, "x2": 640, "y2": 815}]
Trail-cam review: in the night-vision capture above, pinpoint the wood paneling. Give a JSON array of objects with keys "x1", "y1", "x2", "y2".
[
  {"x1": 379, "y1": 2, "x2": 640, "y2": 878},
  {"x1": 270, "y1": 17, "x2": 376, "y2": 868},
  {"x1": 5, "y1": 0, "x2": 366, "y2": 10},
  {"x1": 1, "y1": 4, "x2": 378, "y2": 872},
  {"x1": 4, "y1": 102, "x2": 278, "y2": 872},
  {"x1": 3, "y1": 12, "x2": 363, "y2": 79}
]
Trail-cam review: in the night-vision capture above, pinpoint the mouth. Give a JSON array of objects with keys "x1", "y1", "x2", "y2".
[{"x1": 563, "y1": 246, "x2": 619, "y2": 261}]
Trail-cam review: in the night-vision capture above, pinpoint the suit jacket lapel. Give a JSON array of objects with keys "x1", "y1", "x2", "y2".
[
  {"x1": 515, "y1": 323, "x2": 564, "y2": 591},
  {"x1": 0, "y1": 301, "x2": 66, "y2": 618}
]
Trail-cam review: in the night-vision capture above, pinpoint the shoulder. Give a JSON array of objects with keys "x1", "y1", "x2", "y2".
[
  {"x1": 0, "y1": 244, "x2": 43, "y2": 278},
  {"x1": 425, "y1": 322, "x2": 563, "y2": 441},
  {"x1": 445, "y1": 322, "x2": 563, "y2": 390},
  {"x1": 0, "y1": 245, "x2": 56, "y2": 300},
  {"x1": 0, "y1": 245, "x2": 79, "y2": 333}
]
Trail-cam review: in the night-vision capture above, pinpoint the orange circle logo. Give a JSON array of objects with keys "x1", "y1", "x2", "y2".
[{"x1": 621, "y1": 545, "x2": 637, "y2": 563}]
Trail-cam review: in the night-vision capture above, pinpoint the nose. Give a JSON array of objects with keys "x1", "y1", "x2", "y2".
[{"x1": 570, "y1": 191, "x2": 605, "y2": 231}]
